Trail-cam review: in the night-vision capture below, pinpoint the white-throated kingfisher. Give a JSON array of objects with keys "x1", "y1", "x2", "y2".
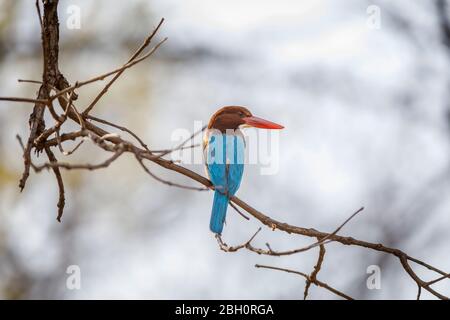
[{"x1": 203, "y1": 106, "x2": 284, "y2": 234}]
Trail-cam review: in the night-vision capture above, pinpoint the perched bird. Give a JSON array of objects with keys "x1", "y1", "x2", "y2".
[{"x1": 203, "y1": 106, "x2": 284, "y2": 234}]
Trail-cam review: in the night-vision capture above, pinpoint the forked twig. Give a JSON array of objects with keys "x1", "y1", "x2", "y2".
[{"x1": 1, "y1": 1, "x2": 448, "y2": 300}]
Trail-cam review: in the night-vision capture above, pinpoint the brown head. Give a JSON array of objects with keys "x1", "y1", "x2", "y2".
[{"x1": 208, "y1": 106, "x2": 284, "y2": 133}]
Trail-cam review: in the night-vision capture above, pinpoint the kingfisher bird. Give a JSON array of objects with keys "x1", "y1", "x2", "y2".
[{"x1": 203, "y1": 106, "x2": 284, "y2": 234}]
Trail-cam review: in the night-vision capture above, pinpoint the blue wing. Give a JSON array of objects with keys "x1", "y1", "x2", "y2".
[{"x1": 205, "y1": 133, "x2": 245, "y2": 233}]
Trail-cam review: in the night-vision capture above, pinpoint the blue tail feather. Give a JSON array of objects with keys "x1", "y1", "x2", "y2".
[{"x1": 210, "y1": 190, "x2": 229, "y2": 234}]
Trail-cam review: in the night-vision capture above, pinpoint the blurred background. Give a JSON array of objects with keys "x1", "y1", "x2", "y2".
[{"x1": 0, "y1": 0, "x2": 449, "y2": 299}]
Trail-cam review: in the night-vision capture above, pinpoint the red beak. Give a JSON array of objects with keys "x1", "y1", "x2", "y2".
[{"x1": 242, "y1": 116, "x2": 284, "y2": 129}]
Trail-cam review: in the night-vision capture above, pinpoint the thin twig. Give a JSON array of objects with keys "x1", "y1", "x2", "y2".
[
  {"x1": 86, "y1": 115, "x2": 151, "y2": 152},
  {"x1": 48, "y1": 37, "x2": 168, "y2": 103},
  {"x1": 255, "y1": 264, "x2": 353, "y2": 300},
  {"x1": 426, "y1": 273, "x2": 450, "y2": 286},
  {"x1": 156, "y1": 125, "x2": 207, "y2": 158},
  {"x1": 2, "y1": 2, "x2": 448, "y2": 300},
  {"x1": 215, "y1": 207, "x2": 364, "y2": 257},
  {"x1": 304, "y1": 244, "x2": 326, "y2": 300},
  {"x1": 229, "y1": 201, "x2": 250, "y2": 220},
  {"x1": 44, "y1": 131, "x2": 86, "y2": 147},
  {"x1": 44, "y1": 146, "x2": 65, "y2": 222},
  {"x1": 135, "y1": 154, "x2": 208, "y2": 191},
  {"x1": 0, "y1": 97, "x2": 49, "y2": 104},
  {"x1": 16, "y1": 135, "x2": 37, "y2": 171},
  {"x1": 151, "y1": 143, "x2": 201, "y2": 154},
  {"x1": 35, "y1": 0, "x2": 43, "y2": 28},
  {"x1": 82, "y1": 18, "x2": 165, "y2": 116},
  {"x1": 216, "y1": 228, "x2": 262, "y2": 252},
  {"x1": 33, "y1": 82, "x2": 79, "y2": 147},
  {"x1": 61, "y1": 138, "x2": 85, "y2": 156}
]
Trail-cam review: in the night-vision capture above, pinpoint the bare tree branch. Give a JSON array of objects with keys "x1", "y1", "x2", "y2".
[
  {"x1": 1, "y1": 0, "x2": 448, "y2": 300},
  {"x1": 47, "y1": 37, "x2": 168, "y2": 103}
]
